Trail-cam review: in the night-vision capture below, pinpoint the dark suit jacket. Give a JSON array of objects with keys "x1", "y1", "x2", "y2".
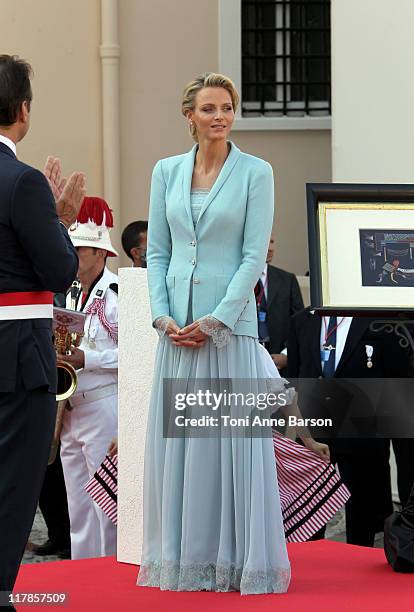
[
  {"x1": 0, "y1": 142, "x2": 78, "y2": 393},
  {"x1": 287, "y1": 307, "x2": 410, "y2": 455},
  {"x1": 266, "y1": 264, "x2": 304, "y2": 354}
]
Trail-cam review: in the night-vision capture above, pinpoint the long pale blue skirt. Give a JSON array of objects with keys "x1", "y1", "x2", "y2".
[{"x1": 137, "y1": 334, "x2": 291, "y2": 594}]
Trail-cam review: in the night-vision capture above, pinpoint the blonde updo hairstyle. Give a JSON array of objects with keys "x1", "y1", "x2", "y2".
[{"x1": 182, "y1": 72, "x2": 239, "y2": 142}]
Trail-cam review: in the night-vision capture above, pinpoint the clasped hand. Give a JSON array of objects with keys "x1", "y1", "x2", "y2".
[{"x1": 166, "y1": 320, "x2": 208, "y2": 348}]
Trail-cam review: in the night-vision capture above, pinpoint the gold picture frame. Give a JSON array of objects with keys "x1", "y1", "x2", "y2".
[{"x1": 307, "y1": 184, "x2": 414, "y2": 315}]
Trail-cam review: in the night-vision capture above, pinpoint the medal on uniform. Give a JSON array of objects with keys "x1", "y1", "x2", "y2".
[
  {"x1": 321, "y1": 344, "x2": 335, "y2": 362},
  {"x1": 365, "y1": 344, "x2": 374, "y2": 368}
]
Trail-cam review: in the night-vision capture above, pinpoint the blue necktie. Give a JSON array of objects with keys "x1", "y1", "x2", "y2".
[{"x1": 323, "y1": 316, "x2": 337, "y2": 378}]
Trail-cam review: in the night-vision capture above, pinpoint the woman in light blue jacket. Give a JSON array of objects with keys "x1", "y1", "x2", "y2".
[{"x1": 137, "y1": 73, "x2": 322, "y2": 595}]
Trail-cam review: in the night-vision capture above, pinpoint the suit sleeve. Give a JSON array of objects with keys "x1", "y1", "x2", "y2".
[
  {"x1": 290, "y1": 274, "x2": 304, "y2": 314},
  {"x1": 146, "y1": 160, "x2": 172, "y2": 323},
  {"x1": 11, "y1": 168, "x2": 78, "y2": 292},
  {"x1": 286, "y1": 314, "x2": 300, "y2": 378},
  {"x1": 211, "y1": 161, "x2": 274, "y2": 330},
  {"x1": 381, "y1": 333, "x2": 411, "y2": 378}
]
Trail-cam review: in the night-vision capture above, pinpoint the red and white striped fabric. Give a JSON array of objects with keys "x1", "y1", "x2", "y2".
[
  {"x1": 0, "y1": 290, "x2": 54, "y2": 320},
  {"x1": 84, "y1": 439, "x2": 350, "y2": 539},
  {"x1": 273, "y1": 431, "x2": 350, "y2": 542},
  {"x1": 84, "y1": 454, "x2": 118, "y2": 525}
]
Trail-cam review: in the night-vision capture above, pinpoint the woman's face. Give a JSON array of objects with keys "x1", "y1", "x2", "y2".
[{"x1": 188, "y1": 87, "x2": 235, "y2": 143}]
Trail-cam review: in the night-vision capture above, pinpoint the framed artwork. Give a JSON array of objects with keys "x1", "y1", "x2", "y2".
[{"x1": 307, "y1": 183, "x2": 414, "y2": 315}]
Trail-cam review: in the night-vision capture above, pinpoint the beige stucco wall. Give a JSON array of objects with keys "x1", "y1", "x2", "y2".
[
  {"x1": 0, "y1": 0, "x2": 103, "y2": 198},
  {"x1": 232, "y1": 130, "x2": 331, "y2": 275},
  {"x1": 1, "y1": 0, "x2": 331, "y2": 276},
  {"x1": 332, "y1": 0, "x2": 414, "y2": 183},
  {"x1": 119, "y1": 0, "x2": 331, "y2": 275},
  {"x1": 118, "y1": 0, "x2": 221, "y2": 266}
]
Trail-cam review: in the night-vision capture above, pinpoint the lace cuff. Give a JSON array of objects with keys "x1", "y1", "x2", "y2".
[
  {"x1": 198, "y1": 315, "x2": 232, "y2": 349},
  {"x1": 153, "y1": 316, "x2": 175, "y2": 337},
  {"x1": 265, "y1": 377, "x2": 297, "y2": 407}
]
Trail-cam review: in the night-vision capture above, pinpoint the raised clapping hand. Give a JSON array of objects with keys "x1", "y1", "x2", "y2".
[
  {"x1": 44, "y1": 156, "x2": 86, "y2": 228},
  {"x1": 44, "y1": 156, "x2": 66, "y2": 201},
  {"x1": 167, "y1": 320, "x2": 208, "y2": 348}
]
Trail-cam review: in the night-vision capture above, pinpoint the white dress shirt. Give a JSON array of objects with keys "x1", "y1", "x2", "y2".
[
  {"x1": 260, "y1": 263, "x2": 268, "y2": 301},
  {"x1": 0, "y1": 134, "x2": 17, "y2": 155},
  {"x1": 320, "y1": 316, "x2": 353, "y2": 371}
]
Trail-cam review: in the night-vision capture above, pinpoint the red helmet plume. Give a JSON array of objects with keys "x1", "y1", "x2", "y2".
[{"x1": 77, "y1": 196, "x2": 114, "y2": 228}]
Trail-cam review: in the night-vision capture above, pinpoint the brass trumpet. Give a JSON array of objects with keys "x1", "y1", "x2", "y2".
[
  {"x1": 55, "y1": 325, "x2": 83, "y2": 402},
  {"x1": 48, "y1": 281, "x2": 84, "y2": 465}
]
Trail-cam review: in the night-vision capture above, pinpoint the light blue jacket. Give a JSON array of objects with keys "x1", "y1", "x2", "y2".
[{"x1": 147, "y1": 141, "x2": 274, "y2": 337}]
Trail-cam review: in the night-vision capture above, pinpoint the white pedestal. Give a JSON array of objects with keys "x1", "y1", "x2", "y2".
[{"x1": 117, "y1": 267, "x2": 158, "y2": 564}]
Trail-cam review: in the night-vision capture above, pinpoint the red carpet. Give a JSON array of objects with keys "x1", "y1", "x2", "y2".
[{"x1": 15, "y1": 541, "x2": 414, "y2": 611}]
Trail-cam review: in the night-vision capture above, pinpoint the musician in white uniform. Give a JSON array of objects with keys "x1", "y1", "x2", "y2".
[{"x1": 60, "y1": 196, "x2": 118, "y2": 559}]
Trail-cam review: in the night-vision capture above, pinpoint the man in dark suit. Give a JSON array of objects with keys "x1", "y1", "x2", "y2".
[
  {"x1": 0, "y1": 54, "x2": 84, "y2": 603},
  {"x1": 29, "y1": 290, "x2": 71, "y2": 560},
  {"x1": 121, "y1": 220, "x2": 148, "y2": 267},
  {"x1": 287, "y1": 308, "x2": 411, "y2": 546},
  {"x1": 255, "y1": 236, "x2": 304, "y2": 371}
]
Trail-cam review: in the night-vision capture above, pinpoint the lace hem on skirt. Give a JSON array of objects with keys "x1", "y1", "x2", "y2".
[{"x1": 137, "y1": 560, "x2": 291, "y2": 595}]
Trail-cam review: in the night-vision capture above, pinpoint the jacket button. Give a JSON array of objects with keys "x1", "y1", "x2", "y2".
[
  {"x1": 191, "y1": 240, "x2": 196, "y2": 246},
  {"x1": 191, "y1": 259, "x2": 196, "y2": 265},
  {"x1": 193, "y1": 278, "x2": 200, "y2": 284}
]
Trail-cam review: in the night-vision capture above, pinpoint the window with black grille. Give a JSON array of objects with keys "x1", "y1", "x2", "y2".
[{"x1": 241, "y1": 0, "x2": 331, "y2": 117}]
